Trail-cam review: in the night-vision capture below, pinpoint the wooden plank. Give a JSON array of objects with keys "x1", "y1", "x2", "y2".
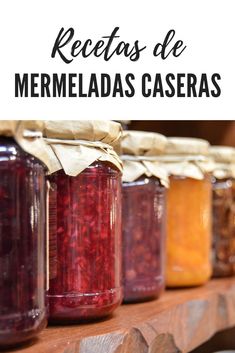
[{"x1": 8, "y1": 278, "x2": 235, "y2": 353}]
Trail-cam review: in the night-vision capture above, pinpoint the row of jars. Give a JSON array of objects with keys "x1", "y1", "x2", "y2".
[{"x1": 1, "y1": 120, "x2": 235, "y2": 348}]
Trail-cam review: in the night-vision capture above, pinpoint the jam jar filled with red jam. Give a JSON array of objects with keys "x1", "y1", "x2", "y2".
[
  {"x1": 0, "y1": 136, "x2": 47, "y2": 348},
  {"x1": 121, "y1": 130, "x2": 168, "y2": 302},
  {"x1": 48, "y1": 161, "x2": 122, "y2": 322}
]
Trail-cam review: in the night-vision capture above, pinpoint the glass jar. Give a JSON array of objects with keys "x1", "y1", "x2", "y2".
[
  {"x1": 122, "y1": 177, "x2": 166, "y2": 302},
  {"x1": 166, "y1": 175, "x2": 212, "y2": 287},
  {"x1": 48, "y1": 161, "x2": 122, "y2": 322},
  {"x1": 212, "y1": 176, "x2": 235, "y2": 277},
  {"x1": 0, "y1": 137, "x2": 47, "y2": 348}
]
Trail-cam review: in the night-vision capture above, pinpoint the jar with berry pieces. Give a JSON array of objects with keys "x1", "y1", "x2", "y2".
[
  {"x1": 45, "y1": 120, "x2": 123, "y2": 323},
  {"x1": 121, "y1": 130, "x2": 168, "y2": 302},
  {"x1": 0, "y1": 121, "x2": 48, "y2": 348},
  {"x1": 163, "y1": 137, "x2": 212, "y2": 287},
  {"x1": 209, "y1": 146, "x2": 235, "y2": 277}
]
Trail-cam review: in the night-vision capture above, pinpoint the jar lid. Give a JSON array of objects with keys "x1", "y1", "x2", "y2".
[
  {"x1": 43, "y1": 120, "x2": 122, "y2": 147},
  {"x1": 166, "y1": 137, "x2": 209, "y2": 155},
  {"x1": 42, "y1": 120, "x2": 123, "y2": 175},
  {"x1": 0, "y1": 120, "x2": 52, "y2": 170},
  {"x1": 159, "y1": 137, "x2": 211, "y2": 180},
  {"x1": 0, "y1": 120, "x2": 123, "y2": 176},
  {"x1": 209, "y1": 145, "x2": 235, "y2": 163},
  {"x1": 0, "y1": 120, "x2": 18, "y2": 136},
  {"x1": 121, "y1": 130, "x2": 167, "y2": 156},
  {"x1": 209, "y1": 145, "x2": 235, "y2": 179},
  {"x1": 121, "y1": 130, "x2": 168, "y2": 186}
]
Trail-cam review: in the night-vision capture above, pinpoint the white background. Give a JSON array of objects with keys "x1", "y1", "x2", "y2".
[{"x1": 0, "y1": 0, "x2": 234, "y2": 120}]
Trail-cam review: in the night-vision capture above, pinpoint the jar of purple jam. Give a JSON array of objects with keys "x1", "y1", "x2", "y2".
[
  {"x1": 121, "y1": 130, "x2": 168, "y2": 302},
  {"x1": 45, "y1": 121, "x2": 123, "y2": 322},
  {"x1": 0, "y1": 126, "x2": 47, "y2": 348}
]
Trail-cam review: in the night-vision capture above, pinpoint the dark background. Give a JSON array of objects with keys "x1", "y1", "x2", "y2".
[{"x1": 126, "y1": 121, "x2": 235, "y2": 146}]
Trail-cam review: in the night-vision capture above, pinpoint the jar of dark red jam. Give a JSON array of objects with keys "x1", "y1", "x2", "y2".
[
  {"x1": 121, "y1": 130, "x2": 168, "y2": 302},
  {"x1": 0, "y1": 136, "x2": 47, "y2": 348},
  {"x1": 212, "y1": 176, "x2": 235, "y2": 276},
  {"x1": 48, "y1": 161, "x2": 122, "y2": 322},
  {"x1": 210, "y1": 146, "x2": 235, "y2": 277},
  {"x1": 122, "y1": 177, "x2": 166, "y2": 302}
]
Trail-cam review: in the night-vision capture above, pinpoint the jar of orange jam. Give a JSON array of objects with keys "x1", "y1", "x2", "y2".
[{"x1": 164, "y1": 137, "x2": 212, "y2": 287}]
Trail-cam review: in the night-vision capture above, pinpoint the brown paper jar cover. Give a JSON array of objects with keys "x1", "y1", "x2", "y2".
[
  {"x1": 0, "y1": 120, "x2": 123, "y2": 176},
  {"x1": 121, "y1": 130, "x2": 168, "y2": 186}
]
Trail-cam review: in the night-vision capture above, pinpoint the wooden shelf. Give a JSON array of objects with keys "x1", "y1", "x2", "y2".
[{"x1": 10, "y1": 278, "x2": 235, "y2": 353}]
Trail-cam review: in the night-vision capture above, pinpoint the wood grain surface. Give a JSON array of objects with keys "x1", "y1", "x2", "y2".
[{"x1": 5, "y1": 278, "x2": 235, "y2": 353}]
